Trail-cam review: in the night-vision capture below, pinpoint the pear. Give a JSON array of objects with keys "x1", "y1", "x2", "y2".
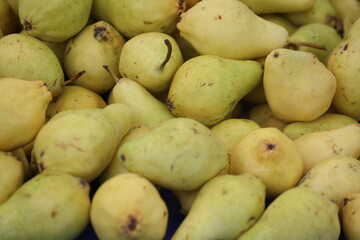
[
  {"x1": 0, "y1": 34, "x2": 64, "y2": 96},
  {"x1": 106, "y1": 66, "x2": 175, "y2": 128},
  {"x1": 283, "y1": 113, "x2": 358, "y2": 139},
  {"x1": 0, "y1": 151, "x2": 24, "y2": 204},
  {"x1": 31, "y1": 103, "x2": 133, "y2": 181},
  {"x1": 116, "y1": 117, "x2": 228, "y2": 191},
  {"x1": 64, "y1": 20, "x2": 126, "y2": 94},
  {"x1": 329, "y1": 0, "x2": 360, "y2": 36},
  {"x1": 247, "y1": 103, "x2": 288, "y2": 131},
  {"x1": 289, "y1": 23, "x2": 342, "y2": 63},
  {"x1": 283, "y1": 0, "x2": 337, "y2": 27},
  {"x1": 0, "y1": 0, "x2": 19, "y2": 35},
  {"x1": 172, "y1": 174, "x2": 266, "y2": 240},
  {"x1": 0, "y1": 171, "x2": 91, "y2": 240},
  {"x1": 18, "y1": 0, "x2": 92, "y2": 42},
  {"x1": 12, "y1": 148, "x2": 31, "y2": 180},
  {"x1": 299, "y1": 155, "x2": 360, "y2": 209},
  {"x1": 230, "y1": 127, "x2": 304, "y2": 198},
  {"x1": 237, "y1": 186, "x2": 340, "y2": 240},
  {"x1": 91, "y1": 0, "x2": 184, "y2": 38},
  {"x1": 260, "y1": 14, "x2": 298, "y2": 35},
  {"x1": 294, "y1": 124, "x2": 360, "y2": 175},
  {"x1": 239, "y1": 0, "x2": 315, "y2": 14},
  {"x1": 327, "y1": 18, "x2": 360, "y2": 120},
  {"x1": 177, "y1": 0, "x2": 289, "y2": 60},
  {"x1": 263, "y1": 48, "x2": 336, "y2": 122},
  {"x1": 0, "y1": 78, "x2": 52, "y2": 152},
  {"x1": 166, "y1": 55, "x2": 262, "y2": 127},
  {"x1": 342, "y1": 192, "x2": 360, "y2": 240},
  {"x1": 210, "y1": 118, "x2": 261, "y2": 155},
  {"x1": 91, "y1": 173, "x2": 168, "y2": 240},
  {"x1": 119, "y1": 32, "x2": 184, "y2": 94},
  {"x1": 46, "y1": 85, "x2": 107, "y2": 119},
  {"x1": 98, "y1": 125, "x2": 153, "y2": 184}
]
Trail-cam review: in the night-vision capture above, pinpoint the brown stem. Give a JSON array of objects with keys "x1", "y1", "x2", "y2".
[
  {"x1": 62, "y1": 70, "x2": 86, "y2": 86},
  {"x1": 103, "y1": 65, "x2": 120, "y2": 84},
  {"x1": 326, "y1": 15, "x2": 344, "y2": 36},
  {"x1": 160, "y1": 39, "x2": 172, "y2": 70}
]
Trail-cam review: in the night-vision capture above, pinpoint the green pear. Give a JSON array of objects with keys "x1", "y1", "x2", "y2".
[
  {"x1": 299, "y1": 155, "x2": 360, "y2": 209},
  {"x1": 237, "y1": 186, "x2": 340, "y2": 240},
  {"x1": 210, "y1": 118, "x2": 261, "y2": 155},
  {"x1": 0, "y1": 34, "x2": 64, "y2": 96},
  {"x1": 64, "y1": 20, "x2": 126, "y2": 94},
  {"x1": 90, "y1": 173, "x2": 168, "y2": 240},
  {"x1": 18, "y1": 0, "x2": 92, "y2": 42},
  {"x1": 263, "y1": 48, "x2": 336, "y2": 122},
  {"x1": 116, "y1": 117, "x2": 228, "y2": 191},
  {"x1": 342, "y1": 192, "x2": 360, "y2": 240},
  {"x1": 230, "y1": 127, "x2": 304, "y2": 198},
  {"x1": 106, "y1": 66, "x2": 175, "y2": 128},
  {"x1": 283, "y1": 113, "x2": 358, "y2": 139},
  {"x1": 0, "y1": 78, "x2": 52, "y2": 152},
  {"x1": 327, "y1": 18, "x2": 360, "y2": 120},
  {"x1": 0, "y1": 151, "x2": 23, "y2": 204},
  {"x1": 247, "y1": 103, "x2": 288, "y2": 131},
  {"x1": 91, "y1": 0, "x2": 184, "y2": 38},
  {"x1": 294, "y1": 124, "x2": 360, "y2": 175},
  {"x1": 239, "y1": 0, "x2": 315, "y2": 14},
  {"x1": 0, "y1": 0, "x2": 19, "y2": 35},
  {"x1": 46, "y1": 85, "x2": 107, "y2": 119},
  {"x1": 0, "y1": 171, "x2": 90, "y2": 240},
  {"x1": 119, "y1": 32, "x2": 184, "y2": 94},
  {"x1": 31, "y1": 103, "x2": 133, "y2": 181},
  {"x1": 177, "y1": 0, "x2": 289, "y2": 60},
  {"x1": 166, "y1": 55, "x2": 263, "y2": 127},
  {"x1": 329, "y1": 0, "x2": 360, "y2": 36},
  {"x1": 260, "y1": 14, "x2": 298, "y2": 35},
  {"x1": 172, "y1": 174, "x2": 266, "y2": 240},
  {"x1": 283, "y1": 0, "x2": 337, "y2": 27},
  {"x1": 289, "y1": 23, "x2": 342, "y2": 63}
]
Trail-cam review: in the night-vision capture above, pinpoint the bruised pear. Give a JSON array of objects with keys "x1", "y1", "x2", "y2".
[
  {"x1": 0, "y1": 78, "x2": 52, "y2": 151},
  {"x1": 116, "y1": 117, "x2": 228, "y2": 191}
]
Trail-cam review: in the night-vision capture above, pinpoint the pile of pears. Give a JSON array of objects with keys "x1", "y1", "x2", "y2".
[{"x1": 1, "y1": 0, "x2": 360, "y2": 239}]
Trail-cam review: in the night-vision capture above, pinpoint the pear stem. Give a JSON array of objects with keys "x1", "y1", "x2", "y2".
[
  {"x1": 325, "y1": 15, "x2": 344, "y2": 36},
  {"x1": 286, "y1": 38, "x2": 327, "y2": 51},
  {"x1": 62, "y1": 70, "x2": 86, "y2": 86},
  {"x1": 103, "y1": 65, "x2": 120, "y2": 84},
  {"x1": 160, "y1": 39, "x2": 172, "y2": 70}
]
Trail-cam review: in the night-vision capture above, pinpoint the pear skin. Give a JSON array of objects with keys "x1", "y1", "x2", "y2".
[
  {"x1": 342, "y1": 192, "x2": 360, "y2": 240},
  {"x1": 172, "y1": 174, "x2": 266, "y2": 240},
  {"x1": 240, "y1": 0, "x2": 315, "y2": 14},
  {"x1": 90, "y1": 173, "x2": 168, "y2": 240},
  {"x1": 247, "y1": 103, "x2": 288, "y2": 131}
]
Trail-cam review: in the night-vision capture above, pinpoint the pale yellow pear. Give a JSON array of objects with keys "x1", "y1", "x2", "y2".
[
  {"x1": 263, "y1": 48, "x2": 336, "y2": 122},
  {"x1": 0, "y1": 78, "x2": 52, "y2": 151},
  {"x1": 237, "y1": 187, "x2": 340, "y2": 240},
  {"x1": 0, "y1": 151, "x2": 23, "y2": 204},
  {"x1": 283, "y1": 113, "x2": 358, "y2": 139},
  {"x1": 177, "y1": 0, "x2": 289, "y2": 60},
  {"x1": 294, "y1": 124, "x2": 360, "y2": 175},
  {"x1": 64, "y1": 21, "x2": 126, "y2": 94},
  {"x1": 31, "y1": 103, "x2": 133, "y2": 181},
  {"x1": 46, "y1": 85, "x2": 107, "y2": 119},
  {"x1": 90, "y1": 173, "x2": 168, "y2": 240},
  {"x1": 116, "y1": 117, "x2": 228, "y2": 191},
  {"x1": 298, "y1": 155, "x2": 360, "y2": 209},
  {"x1": 247, "y1": 103, "x2": 288, "y2": 131},
  {"x1": 327, "y1": 18, "x2": 360, "y2": 120},
  {"x1": 0, "y1": 171, "x2": 91, "y2": 240},
  {"x1": 239, "y1": 0, "x2": 315, "y2": 14},
  {"x1": 172, "y1": 174, "x2": 266, "y2": 240},
  {"x1": 260, "y1": 14, "x2": 298, "y2": 35},
  {"x1": 342, "y1": 192, "x2": 360, "y2": 240},
  {"x1": 230, "y1": 127, "x2": 304, "y2": 198}
]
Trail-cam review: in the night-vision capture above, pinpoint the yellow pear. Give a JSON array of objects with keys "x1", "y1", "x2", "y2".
[
  {"x1": 294, "y1": 124, "x2": 360, "y2": 175},
  {"x1": 0, "y1": 151, "x2": 24, "y2": 204},
  {"x1": 172, "y1": 174, "x2": 266, "y2": 240},
  {"x1": 177, "y1": 0, "x2": 289, "y2": 60},
  {"x1": 0, "y1": 78, "x2": 52, "y2": 151},
  {"x1": 342, "y1": 192, "x2": 360, "y2": 240},
  {"x1": 90, "y1": 173, "x2": 168, "y2": 240},
  {"x1": 230, "y1": 127, "x2": 304, "y2": 198}
]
